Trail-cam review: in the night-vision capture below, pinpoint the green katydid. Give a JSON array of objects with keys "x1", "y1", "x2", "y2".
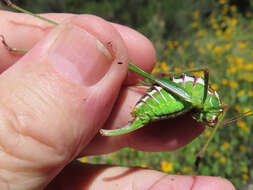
[{"x1": 1, "y1": 0, "x2": 253, "y2": 169}]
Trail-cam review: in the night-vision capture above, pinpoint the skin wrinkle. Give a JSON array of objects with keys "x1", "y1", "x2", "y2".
[
  {"x1": 0, "y1": 100, "x2": 56, "y2": 164},
  {"x1": 7, "y1": 15, "x2": 54, "y2": 33},
  {"x1": 0, "y1": 101, "x2": 27, "y2": 161},
  {"x1": 147, "y1": 174, "x2": 169, "y2": 190},
  {"x1": 0, "y1": 174, "x2": 9, "y2": 190},
  {"x1": 189, "y1": 176, "x2": 197, "y2": 190},
  {"x1": 5, "y1": 80, "x2": 58, "y2": 151},
  {"x1": 147, "y1": 175, "x2": 197, "y2": 190},
  {"x1": 11, "y1": 66, "x2": 88, "y2": 160},
  {"x1": 0, "y1": 74, "x2": 77, "y2": 165}
]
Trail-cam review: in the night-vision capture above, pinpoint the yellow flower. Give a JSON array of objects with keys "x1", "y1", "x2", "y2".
[
  {"x1": 197, "y1": 29, "x2": 206, "y2": 36},
  {"x1": 207, "y1": 42, "x2": 213, "y2": 50},
  {"x1": 161, "y1": 62, "x2": 170, "y2": 71},
  {"x1": 231, "y1": 5, "x2": 237, "y2": 12},
  {"x1": 214, "y1": 151, "x2": 220, "y2": 157},
  {"x1": 229, "y1": 81, "x2": 238, "y2": 88},
  {"x1": 225, "y1": 28, "x2": 232, "y2": 35},
  {"x1": 235, "y1": 105, "x2": 242, "y2": 112},
  {"x1": 213, "y1": 46, "x2": 223, "y2": 55},
  {"x1": 204, "y1": 130, "x2": 211, "y2": 136},
  {"x1": 248, "y1": 91, "x2": 253, "y2": 96},
  {"x1": 199, "y1": 48, "x2": 205, "y2": 54},
  {"x1": 227, "y1": 56, "x2": 234, "y2": 63},
  {"x1": 240, "y1": 145, "x2": 246, "y2": 151},
  {"x1": 173, "y1": 41, "x2": 179, "y2": 47},
  {"x1": 183, "y1": 166, "x2": 192, "y2": 173},
  {"x1": 193, "y1": 11, "x2": 199, "y2": 19},
  {"x1": 238, "y1": 42, "x2": 248, "y2": 49},
  {"x1": 168, "y1": 41, "x2": 174, "y2": 48},
  {"x1": 79, "y1": 157, "x2": 87, "y2": 163},
  {"x1": 244, "y1": 108, "x2": 251, "y2": 113},
  {"x1": 216, "y1": 30, "x2": 222, "y2": 36},
  {"x1": 244, "y1": 62, "x2": 253, "y2": 70},
  {"x1": 222, "y1": 79, "x2": 228, "y2": 85},
  {"x1": 231, "y1": 18, "x2": 237, "y2": 26},
  {"x1": 161, "y1": 161, "x2": 174, "y2": 173},
  {"x1": 152, "y1": 67, "x2": 160, "y2": 74},
  {"x1": 211, "y1": 84, "x2": 219, "y2": 90},
  {"x1": 237, "y1": 120, "x2": 246, "y2": 128},
  {"x1": 237, "y1": 90, "x2": 245, "y2": 96},
  {"x1": 192, "y1": 22, "x2": 198, "y2": 28},
  {"x1": 212, "y1": 23, "x2": 219, "y2": 29},
  {"x1": 242, "y1": 166, "x2": 248, "y2": 173},
  {"x1": 222, "y1": 142, "x2": 230, "y2": 149},
  {"x1": 188, "y1": 62, "x2": 195, "y2": 68},
  {"x1": 140, "y1": 163, "x2": 147, "y2": 168},
  {"x1": 227, "y1": 65, "x2": 236, "y2": 73},
  {"x1": 220, "y1": 157, "x2": 226, "y2": 164},
  {"x1": 193, "y1": 71, "x2": 204, "y2": 78},
  {"x1": 219, "y1": 0, "x2": 226, "y2": 4},
  {"x1": 225, "y1": 43, "x2": 232, "y2": 50},
  {"x1": 183, "y1": 41, "x2": 190, "y2": 47},
  {"x1": 237, "y1": 120, "x2": 249, "y2": 132},
  {"x1": 174, "y1": 67, "x2": 181, "y2": 72},
  {"x1": 242, "y1": 174, "x2": 249, "y2": 180}
]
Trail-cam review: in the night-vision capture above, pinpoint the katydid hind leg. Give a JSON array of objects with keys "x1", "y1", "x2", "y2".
[{"x1": 100, "y1": 117, "x2": 146, "y2": 136}]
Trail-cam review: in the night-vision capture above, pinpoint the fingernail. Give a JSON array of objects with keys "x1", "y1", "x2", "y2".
[{"x1": 40, "y1": 21, "x2": 113, "y2": 86}]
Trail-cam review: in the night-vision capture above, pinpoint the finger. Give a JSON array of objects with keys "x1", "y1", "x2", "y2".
[
  {"x1": 45, "y1": 161, "x2": 235, "y2": 190},
  {"x1": 0, "y1": 11, "x2": 156, "y2": 83},
  {"x1": 82, "y1": 86, "x2": 204, "y2": 155},
  {"x1": 0, "y1": 15, "x2": 129, "y2": 189}
]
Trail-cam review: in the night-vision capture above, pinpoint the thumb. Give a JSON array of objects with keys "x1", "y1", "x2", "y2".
[{"x1": 0, "y1": 15, "x2": 128, "y2": 189}]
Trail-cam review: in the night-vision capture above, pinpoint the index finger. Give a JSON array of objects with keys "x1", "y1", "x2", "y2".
[{"x1": 0, "y1": 11, "x2": 156, "y2": 84}]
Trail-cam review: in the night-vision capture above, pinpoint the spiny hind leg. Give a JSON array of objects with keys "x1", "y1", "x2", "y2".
[{"x1": 100, "y1": 117, "x2": 147, "y2": 136}]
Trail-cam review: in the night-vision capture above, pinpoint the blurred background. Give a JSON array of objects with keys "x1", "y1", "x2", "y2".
[{"x1": 1, "y1": 0, "x2": 253, "y2": 188}]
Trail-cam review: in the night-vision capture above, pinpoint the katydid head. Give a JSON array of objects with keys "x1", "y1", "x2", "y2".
[
  {"x1": 195, "y1": 106, "x2": 253, "y2": 170},
  {"x1": 192, "y1": 90, "x2": 225, "y2": 128},
  {"x1": 196, "y1": 108, "x2": 224, "y2": 127},
  {"x1": 201, "y1": 105, "x2": 253, "y2": 128}
]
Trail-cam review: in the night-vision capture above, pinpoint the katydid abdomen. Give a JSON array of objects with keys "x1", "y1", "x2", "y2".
[{"x1": 100, "y1": 74, "x2": 222, "y2": 136}]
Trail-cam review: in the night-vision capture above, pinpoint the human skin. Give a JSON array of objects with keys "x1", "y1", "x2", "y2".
[{"x1": 0, "y1": 11, "x2": 235, "y2": 190}]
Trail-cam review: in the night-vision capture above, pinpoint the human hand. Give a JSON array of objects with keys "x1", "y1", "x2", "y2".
[{"x1": 0, "y1": 11, "x2": 235, "y2": 189}]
